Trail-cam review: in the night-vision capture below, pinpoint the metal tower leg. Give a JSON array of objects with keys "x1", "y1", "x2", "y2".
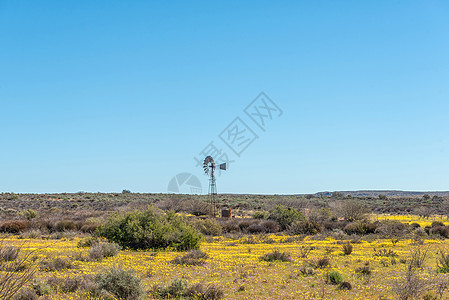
[{"x1": 209, "y1": 173, "x2": 217, "y2": 217}]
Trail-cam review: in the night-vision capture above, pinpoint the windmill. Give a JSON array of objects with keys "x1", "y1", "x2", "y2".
[{"x1": 203, "y1": 156, "x2": 226, "y2": 217}]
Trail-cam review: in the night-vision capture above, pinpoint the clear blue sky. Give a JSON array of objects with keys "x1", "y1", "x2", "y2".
[{"x1": 1, "y1": 1, "x2": 448, "y2": 194}]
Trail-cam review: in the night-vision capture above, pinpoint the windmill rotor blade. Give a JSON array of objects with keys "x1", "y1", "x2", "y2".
[{"x1": 202, "y1": 156, "x2": 219, "y2": 177}]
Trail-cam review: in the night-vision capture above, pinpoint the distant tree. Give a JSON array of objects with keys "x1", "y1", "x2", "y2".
[
  {"x1": 423, "y1": 194, "x2": 431, "y2": 201},
  {"x1": 122, "y1": 189, "x2": 131, "y2": 194},
  {"x1": 378, "y1": 194, "x2": 387, "y2": 200},
  {"x1": 338, "y1": 200, "x2": 368, "y2": 222}
]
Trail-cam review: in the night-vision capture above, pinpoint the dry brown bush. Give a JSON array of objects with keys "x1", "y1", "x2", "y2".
[
  {"x1": 0, "y1": 241, "x2": 37, "y2": 299},
  {"x1": 430, "y1": 226, "x2": 449, "y2": 238},
  {"x1": 0, "y1": 221, "x2": 29, "y2": 233}
]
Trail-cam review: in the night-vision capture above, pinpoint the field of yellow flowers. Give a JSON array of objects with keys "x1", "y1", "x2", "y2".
[{"x1": 2, "y1": 215, "x2": 449, "y2": 299}]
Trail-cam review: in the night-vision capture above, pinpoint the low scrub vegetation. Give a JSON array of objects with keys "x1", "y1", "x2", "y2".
[
  {"x1": 307, "y1": 257, "x2": 331, "y2": 269},
  {"x1": 151, "y1": 278, "x2": 223, "y2": 299},
  {"x1": 40, "y1": 257, "x2": 73, "y2": 271},
  {"x1": 0, "y1": 245, "x2": 19, "y2": 261},
  {"x1": 88, "y1": 241, "x2": 121, "y2": 261},
  {"x1": 326, "y1": 271, "x2": 343, "y2": 285},
  {"x1": 373, "y1": 248, "x2": 398, "y2": 257},
  {"x1": 94, "y1": 266, "x2": 143, "y2": 300},
  {"x1": 171, "y1": 250, "x2": 209, "y2": 266},
  {"x1": 436, "y1": 249, "x2": 449, "y2": 273},
  {"x1": 355, "y1": 266, "x2": 371, "y2": 276},
  {"x1": 260, "y1": 249, "x2": 294, "y2": 262},
  {"x1": 2, "y1": 193, "x2": 449, "y2": 299},
  {"x1": 342, "y1": 242, "x2": 353, "y2": 255},
  {"x1": 0, "y1": 221, "x2": 29, "y2": 233},
  {"x1": 191, "y1": 218, "x2": 222, "y2": 236}
]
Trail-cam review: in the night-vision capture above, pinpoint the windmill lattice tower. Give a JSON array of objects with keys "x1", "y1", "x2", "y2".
[{"x1": 203, "y1": 156, "x2": 226, "y2": 217}]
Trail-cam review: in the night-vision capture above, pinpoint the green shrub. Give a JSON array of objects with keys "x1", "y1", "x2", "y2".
[
  {"x1": 0, "y1": 246, "x2": 19, "y2": 261},
  {"x1": 327, "y1": 271, "x2": 343, "y2": 285},
  {"x1": 185, "y1": 283, "x2": 224, "y2": 299},
  {"x1": 20, "y1": 229, "x2": 42, "y2": 239},
  {"x1": 81, "y1": 278, "x2": 116, "y2": 300},
  {"x1": 32, "y1": 279, "x2": 53, "y2": 296},
  {"x1": 171, "y1": 250, "x2": 208, "y2": 266},
  {"x1": 299, "y1": 246, "x2": 312, "y2": 258},
  {"x1": 40, "y1": 257, "x2": 73, "y2": 271},
  {"x1": 299, "y1": 265, "x2": 315, "y2": 276},
  {"x1": 355, "y1": 266, "x2": 371, "y2": 275},
  {"x1": 437, "y1": 250, "x2": 449, "y2": 273},
  {"x1": 20, "y1": 209, "x2": 38, "y2": 221},
  {"x1": 151, "y1": 278, "x2": 188, "y2": 298},
  {"x1": 49, "y1": 231, "x2": 77, "y2": 240},
  {"x1": 96, "y1": 207, "x2": 202, "y2": 251},
  {"x1": 252, "y1": 211, "x2": 269, "y2": 220},
  {"x1": 373, "y1": 248, "x2": 398, "y2": 257},
  {"x1": 14, "y1": 288, "x2": 38, "y2": 300},
  {"x1": 4, "y1": 208, "x2": 18, "y2": 215},
  {"x1": 46, "y1": 276, "x2": 85, "y2": 293},
  {"x1": 343, "y1": 221, "x2": 377, "y2": 235},
  {"x1": 77, "y1": 236, "x2": 100, "y2": 248},
  {"x1": 308, "y1": 257, "x2": 330, "y2": 269},
  {"x1": 151, "y1": 279, "x2": 223, "y2": 299},
  {"x1": 288, "y1": 220, "x2": 321, "y2": 235},
  {"x1": 260, "y1": 249, "x2": 294, "y2": 262},
  {"x1": 94, "y1": 267, "x2": 143, "y2": 300},
  {"x1": 191, "y1": 218, "x2": 222, "y2": 236},
  {"x1": 80, "y1": 218, "x2": 102, "y2": 233},
  {"x1": 88, "y1": 242, "x2": 121, "y2": 261},
  {"x1": 342, "y1": 242, "x2": 353, "y2": 255},
  {"x1": 268, "y1": 205, "x2": 305, "y2": 230},
  {"x1": 54, "y1": 220, "x2": 77, "y2": 232}
]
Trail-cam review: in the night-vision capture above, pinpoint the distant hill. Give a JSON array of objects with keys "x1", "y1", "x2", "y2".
[{"x1": 315, "y1": 190, "x2": 449, "y2": 198}]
